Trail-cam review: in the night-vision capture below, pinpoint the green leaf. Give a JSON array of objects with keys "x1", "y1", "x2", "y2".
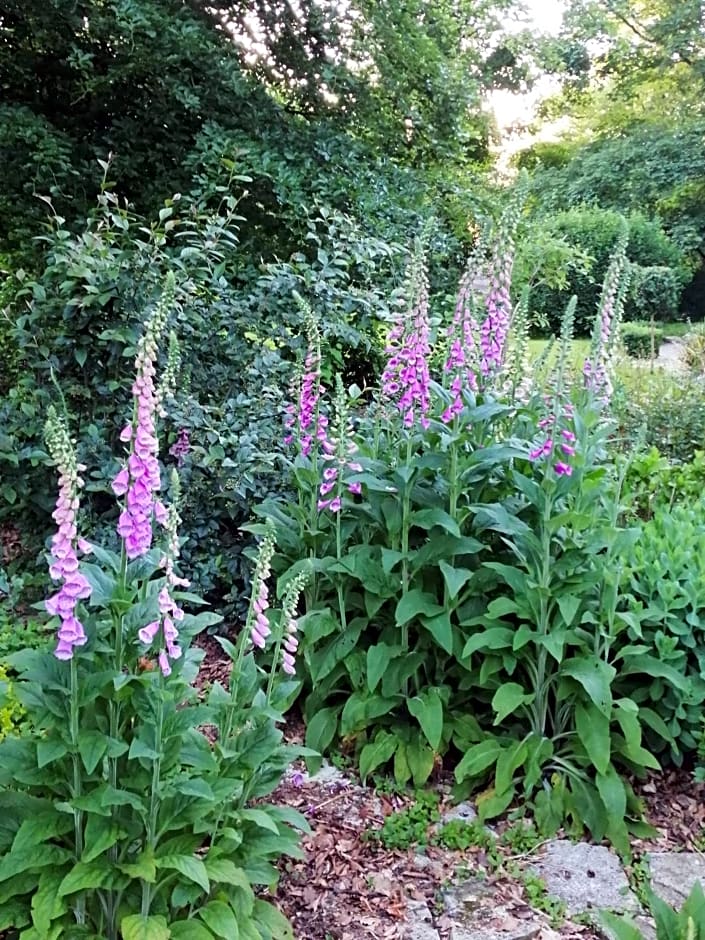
[
  {"x1": 82, "y1": 816, "x2": 124, "y2": 864},
  {"x1": 406, "y1": 738, "x2": 435, "y2": 786},
  {"x1": 561, "y1": 656, "x2": 615, "y2": 716},
  {"x1": 557, "y1": 594, "x2": 581, "y2": 626},
  {"x1": 462, "y1": 627, "x2": 514, "y2": 657},
  {"x1": 156, "y1": 855, "x2": 209, "y2": 893},
  {"x1": 253, "y1": 899, "x2": 294, "y2": 940},
  {"x1": 57, "y1": 862, "x2": 112, "y2": 896},
  {"x1": 407, "y1": 688, "x2": 443, "y2": 750},
  {"x1": 598, "y1": 910, "x2": 644, "y2": 940},
  {"x1": 169, "y1": 922, "x2": 214, "y2": 940},
  {"x1": 12, "y1": 811, "x2": 73, "y2": 854},
  {"x1": 421, "y1": 612, "x2": 454, "y2": 654},
  {"x1": 203, "y1": 859, "x2": 252, "y2": 895},
  {"x1": 36, "y1": 738, "x2": 68, "y2": 768},
  {"x1": 198, "y1": 901, "x2": 239, "y2": 939},
  {"x1": 78, "y1": 731, "x2": 108, "y2": 774},
  {"x1": 359, "y1": 731, "x2": 398, "y2": 783},
  {"x1": 366, "y1": 643, "x2": 401, "y2": 693},
  {"x1": 576, "y1": 701, "x2": 610, "y2": 774},
  {"x1": 121, "y1": 915, "x2": 171, "y2": 940},
  {"x1": 595, "y1": 766, "x2": 626, "y2": 827},
  {"x1": 439, "y1": 561, "x2": 473, "y2": 600},
  {"x1": 395, "y1": 590, "x2": 443, "y2": 626},
  {"x1": 239, "y1": 809, "x2": 279, "y2": 835},
  {"x1": 410, "y1": 508, "x2": 461, "y2": 536},
  {"x1": 31, "y1": 870, "x2": 68, "y2": 935},
  {"x1": 118, "y1": 852, "x2": 156, "y2": 883},
  {"x1": 455, "y1": 739, "x2": 502, "y2": 783},
  {"x1": 491, "y1": 683, "x2": 534, "y2": 725},
  {"x1": 304, "y1": 707, "x2": 338, "y2": 753}
]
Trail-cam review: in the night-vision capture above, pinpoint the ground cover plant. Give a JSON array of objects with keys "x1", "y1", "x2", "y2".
[{"x1": 0, "y1": 282, "x2": 308, "y2": 939}]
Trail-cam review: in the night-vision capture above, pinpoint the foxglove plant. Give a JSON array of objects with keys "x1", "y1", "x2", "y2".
[
  {"x1": 441, "y1": 258, "x2": 480, "y2": 423},
  {"x1": 112, "y1": 272, "x2": 174, "y2": 559},
  {"x1": 44, "y1": 407, "x2": 92, "y2": 661},
  {"x1": 478, "y1": 178, "x2": 527, "y2": 385},
  {"x1": 380, "y1": 250, "x2": 431, "y2": 431},
  {"x1": 583, "y1": 226, "x2": 630, "y2": 405},
  {"x1": 0, "y1": 276, "x2": 305, "y2": 940}
]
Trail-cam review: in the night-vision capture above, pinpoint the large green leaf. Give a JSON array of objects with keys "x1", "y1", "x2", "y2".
[
  {"x1": 407, "y1": 689, "x2": 443, "y2": 750},
  {"x1": 395, "y1": 590, "x2": 443, "y2": 626},
  {"x1": 575, "y1": 701, "x2": 610, "y2": 774},
  {"x1": 455, "y1": 739, "x2": 502, "y2": 783},
  {"x1": 439, "y1": 561, "x2": 473, "y2": 601},
  {"x1": 304, "y1": 707, "x2": 338, "y2": 754},
  {"x1": 156, "y1": 855, "x2": 209, "y2": 893},
  {"x1": 367, "y1": 643, "x2": 401, "y2": 693},
  {"x1": 57, "y1": 862, "x2": 112, "y2": 897},
  {"x1": 359, "y1": 731, "x2": 398, "y2": 783},
  {"x1": 170, "y1": 922, "x2": 214, "y2": 940},
  {"x1": 561, "y1": 655, "x2": 615, "y2": 716},
  {"x1": 491, "y1": 683, "x2": 534, "y2": 725},
  {"x1": 421, "y1": 612, "x2": 454, "y2": 654},
  {"x1": 598, "y1": 910, "x2": 644, "y2": 940},
  {"x1": 462, "y1": 627, "x2": 514, "y2": 657},
  {"x1": 253, "y1": 898, "x2": 294, "y2": 940},
  {"x1": 406, "y1": 738, "x2": 435, "y2": 786},
  {"x1": 121, "y1": 915, "x2": 171, "y2": 940},
  {"x1": 199, "y1": 901, "x2": 239, "y2": 939},
  {"x1": 410, "y1": 508, "x2": 461, "y2": 536}
]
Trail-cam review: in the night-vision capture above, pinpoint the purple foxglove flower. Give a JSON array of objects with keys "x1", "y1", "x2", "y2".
[
  {"x1": 348, "y1": 482, "x2": 362, "y2": 495},
  {"x1": 329, "y1": 496, "x2": 342, "y2": 513},
  {"x1": 554, "y1": 462, "x2": 573, "y2": 476}
]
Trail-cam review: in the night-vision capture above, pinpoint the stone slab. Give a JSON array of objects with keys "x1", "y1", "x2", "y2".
[
  {"x1": 530, "y1": 840, "x2": 638, "y2": 916},
  {"x1": 649, "y1": 852, "x2": 705, "y2": 908},
  {"x1": 406, "y1": 899, "x2": 440, "y2": 940}
]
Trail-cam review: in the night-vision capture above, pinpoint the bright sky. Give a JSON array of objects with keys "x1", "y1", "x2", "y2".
[{"x1": 490, "y1": 0, "x2": 567, "y2": 158}]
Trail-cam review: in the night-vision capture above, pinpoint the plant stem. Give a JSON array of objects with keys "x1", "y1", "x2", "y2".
[
  {"x1": 141, "y1": 684, "x2": 164, "y2": 917},
  {"x1": 400, "y1": 435, "x2": 413, "y2": 692},
  {"x1": 69, "y1": 655, "x2": 86, "y2": 924}
]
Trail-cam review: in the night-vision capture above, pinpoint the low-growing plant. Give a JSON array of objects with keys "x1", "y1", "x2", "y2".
[
  {"x1": 617, "y1": 502, "x2": 705, "y2": 758},
  {"x1": 0, "y1": 281, "x2": 307, "y2": 939},
  {"x1": 601, "y1": 881, "x2": 705, "y2": 939},
  {"x1": 368, "y1": 790, "x2": 440, "y2": 850}
]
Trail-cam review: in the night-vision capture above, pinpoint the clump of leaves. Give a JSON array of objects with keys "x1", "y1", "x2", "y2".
[
  {"x1": 368, "y1": 790, "x2": 440, "y2": 850},
  {"x1": 601, "y1": 881, "x2": 705, "y2": 939}
]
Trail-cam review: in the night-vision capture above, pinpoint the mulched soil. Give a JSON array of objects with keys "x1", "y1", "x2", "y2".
[{"x1": 196, "y1": 635, "x2": 705, "y2": 940}]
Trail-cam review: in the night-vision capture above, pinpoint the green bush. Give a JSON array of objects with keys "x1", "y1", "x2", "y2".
[
  {"x1": 529, "y1": 208, "x2": 686, "y2": 336},
  {"x1": 621, "y1": 322, "x2": 664, "y2": 359},
  {"x1": 629, "y1": 265, "x2": 681, "y2": 322},
  {"x1": 682, "y1": 323, "x2": 705, "y2": 374},
  {"x1": 616, "y1": 503, "x2": 705, "y2": 758},
  {"x1": 613, "y1": 369, "x2": 705, "y2": 461},
  {"x1": 0, "y1": 664, "x2": 24, "y2": 741},
  {"x1": 622, "y1": 448, "x2": 705, "y2": 520}
]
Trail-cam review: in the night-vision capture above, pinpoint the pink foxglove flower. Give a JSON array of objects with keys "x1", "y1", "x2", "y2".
[
  {"x1": 137, "y1": 470, "x2": 186, "y2": 675},
  {"x1": 246, "y1": 527, "x2": 276, "y2": 651},
  {"x1": 584, "y1": 228, "x2": 630, "y2": 405},
  {"x1": 114, "y1": 275, "x2": 174, "y2": 559},
  {"x1": 529, "y1": 400, "x2": 578, "y2": 478},
  {"x1": 442, "y1": 262, "x2": 483, "y2": 422},
  {"x1": 44, "y1": 409, "x2": 92, "y2": 661},
  {"x1": 381, "y1": 256, "x2": 431, "y2": 430},
  {"x1": 278, "y1": 569, "x2": 309, "y2": 677}
]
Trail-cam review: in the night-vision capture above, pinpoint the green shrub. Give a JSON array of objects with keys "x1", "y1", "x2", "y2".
[
  {"x1": 529, "y1": 208, "x2": 686, "y2": 336},
  {"x1": 616, "y1": 503, "x2": 705, "y2": 758},
  {"x1": 682, "y1": 323, "x2": 705, "y2": 374},
  {"x1": 613, "y1": 369, "x2": 705, "y2": 461},
  {"x1": 0, "y1": 664, "x2": 24, "y2": 741},
  {"x1": 621, "y1": 322, "x2": 664, "y2": 359},
  {"x1": 629, "y1": 265, "x2": 681, "y2": 322},
  {"x1": 622, "y1": 448, "x2": 705, "y2": 520}
]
